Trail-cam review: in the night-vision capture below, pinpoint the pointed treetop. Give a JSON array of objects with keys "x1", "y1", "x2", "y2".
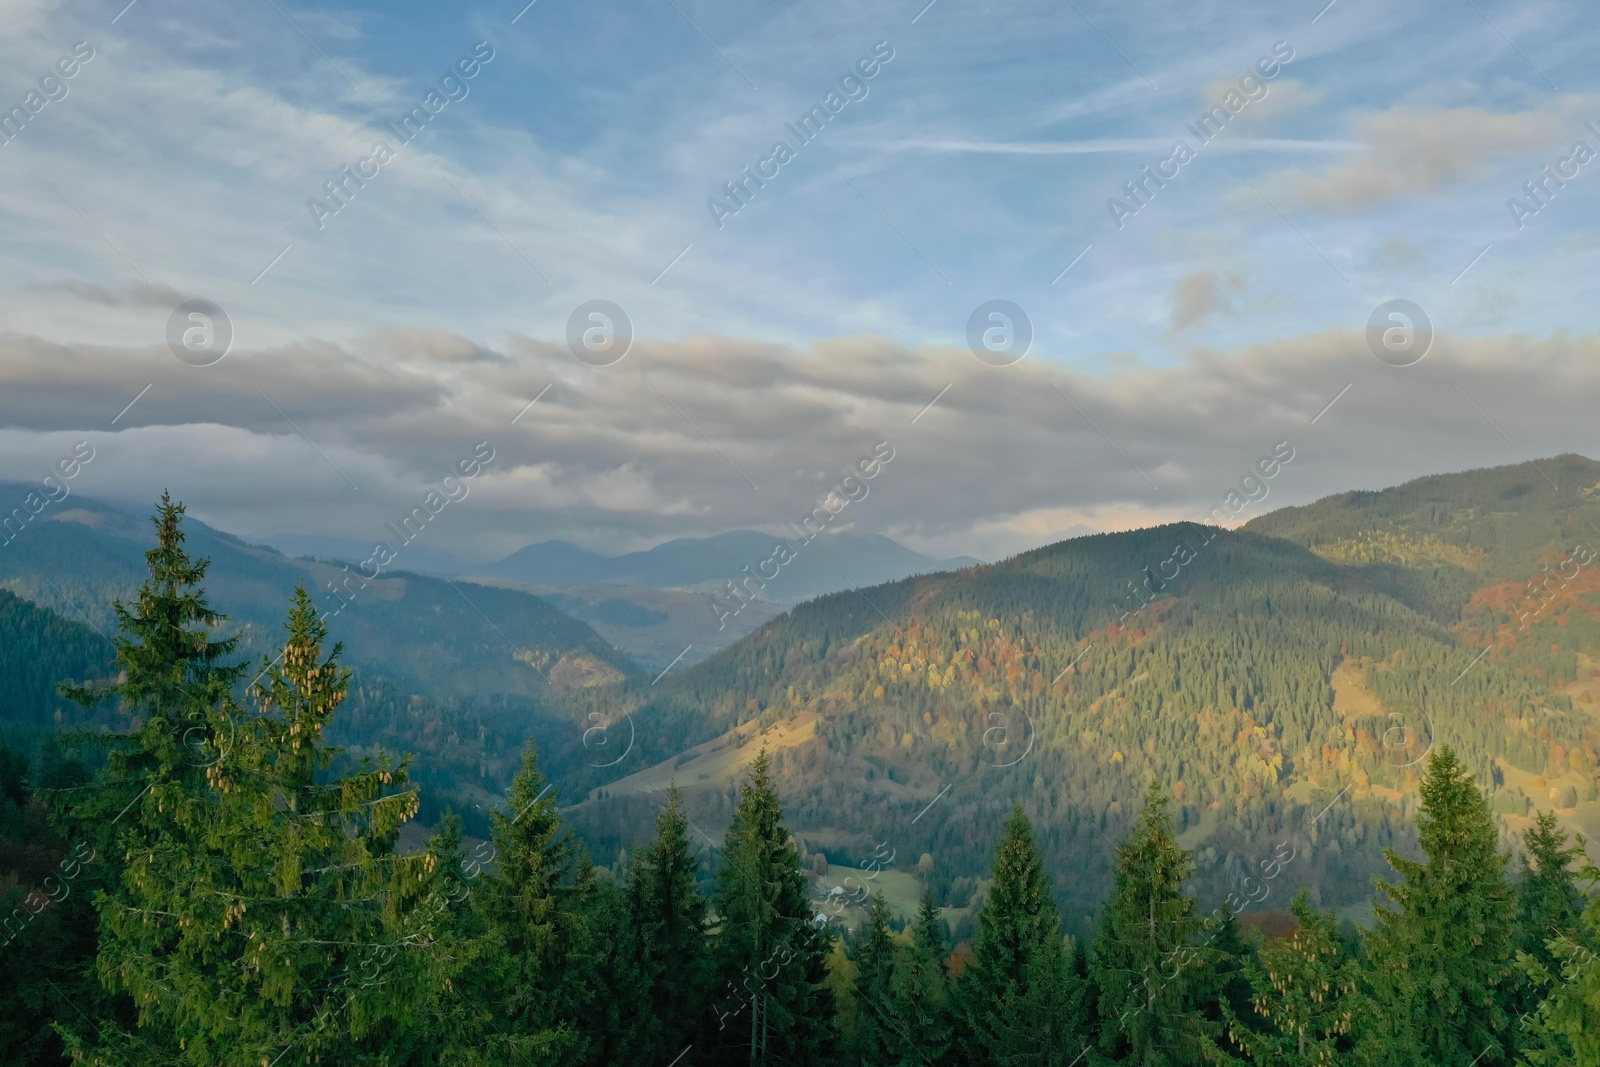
[{"x1": 1415, "y1": 746, "x2": 1500, "y2": 866}]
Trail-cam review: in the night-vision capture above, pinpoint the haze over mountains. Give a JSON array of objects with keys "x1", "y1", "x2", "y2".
[
  {"x1": 0, "y1": 485, "x2": 636, "y2": 830},
  {"x1": 469, "y1": 531, "x2": 983, "y2": 668},
  {"x1": 476, "y1": 529, "x2": 983, "y2": 601},
  {"x1": 4, "y1": 454, "x2": 1598, "y2": 930},
  {"x1": 7, "y1": 1, "x2": 1597, "y2": 1055},
  {"x1": 264, "y1": 526, "x2": 980, "y2": 670}
]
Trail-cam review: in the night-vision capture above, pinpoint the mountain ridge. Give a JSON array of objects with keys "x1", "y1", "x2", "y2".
[
  {"x1": 476, "y1": 528, "x2": 984, "y2": 602},
  {"x1": 564, "y1": 454, "x2": 1600, "y2": 931}
]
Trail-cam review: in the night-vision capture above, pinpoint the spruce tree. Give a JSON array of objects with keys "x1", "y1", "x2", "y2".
[
  {"x1": 61, "y1": 493, "x2": 245, "y2": 787},
  {"x1": 1516, "y1": 812, "x2": 1587, "y2": 976},
  {"x1": 1360, "y1": 746, "x2": 1517, "y2": 1065},
  {"x1": 957, "y1": 804, "x2": 1084, "y2": 1066},
  {"x1": 1502, "y1": 811, "x2": 1588, "y2": 1058},
  {"x1": 566, "y1": 855, "x2": 647, "y2": 1067},
  {"x1": 887, "y1": 889, "x2": 955, "y2": 1067},
  {"x1": 1222, "y1": 889, "x2": 1358, "y2": 1066},
  {"x1": 1515, "y1": 863, "x2": 1600, "y2": 1067},
  {"x1": 1204, "y1": 899, "x2": 1258, "y2": 1038},
  {"x1": 627, "y1": 784, "x2": 713, "y2": 1061},
  {"x1": 709, "y1": 749, "x2": 835, "y2": 1066},
  {"x1": 474, "y1": 739, "x2": 582, "y2": 1064},
  {"x1": 850, "y1": 891, "x2": 897, "y2": 1065},
  {"x1": 60, "y1": 575, "x2": 449, "y2": 1065},
  {"x1": 230, "y1": 585, "x2": 448, "y2": 1064},
  {"x1": 54, "y1": 496, "x2": 244, "y2": 1062},
  {"x1": 409, "y1": 811, "x2": 493, "y2": 1064},
  {"x1": 1090, "y1": 781, "x2": 1212, "y2": 1066}
]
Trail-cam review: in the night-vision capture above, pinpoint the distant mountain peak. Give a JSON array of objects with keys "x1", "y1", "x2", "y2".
[{"x1": 477, "y1": 528, "x2": 980, "y2": 604}]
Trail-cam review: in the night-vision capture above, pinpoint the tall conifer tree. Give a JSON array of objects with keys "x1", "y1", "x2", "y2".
[
  {"x1": 1516, "y1": 867, "x2": 1600, "y2": 1067},
  {"x1": 850, "y1": 891, "x2": 897, "y2": 1065},
  {"x1": 627, "y1": 784, "x2": 713, "y2": 1061},
  {"x1": 55, "y1": 496, "x2": 244, "y2": 1062},
  {"x1": 475, "y1": 740, "x2": 583, "y2": 1064},
  {"x1": 229, "y1": 586, "x2": 447, "y2": 1064},
  {"x1": 1360, "y1": 746, "x2": 1517, "y2": 1065},
  {"x1": 888, "y1": 890, "x2": 955, "y2": 1067},
  {"x1": 957, "y1": 804, "x2": 1085, "y2": 1066},
  {"x1": 1090, "y1": 781, "x2": 1213, "y2": 1066},
  {"x1": 566, "y1": 854, "x2": 646, "y2": 1066},
  {"x1": 1503, "y1": 811, "x2": 1588, "y2": 1057},
  {"x1": 60, "y1": 558, "x2": 447, "y2": 1063},
  {"x1": 710, "y1": 749, "x2": 835, "y2": 1066},
  {"x1": 1516, "y1": 812, "x2": 1587, "y2": 975}
]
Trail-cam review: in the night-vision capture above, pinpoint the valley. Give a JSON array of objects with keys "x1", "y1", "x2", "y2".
[{"x1": 5, "y1": 456, "x2": 1600, "y2": 925}]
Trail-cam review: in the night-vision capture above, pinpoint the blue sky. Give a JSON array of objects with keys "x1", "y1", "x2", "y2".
[{"x1": 0, "y1": 0, "x2": 1597, "y2": 562}]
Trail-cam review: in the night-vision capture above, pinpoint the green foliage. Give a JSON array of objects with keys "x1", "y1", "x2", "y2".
[
  {"x1": 0, "y1": 484, "x2": 641, "y2": 846},
  {"x1": 1516, "y1": 866, "x2": 1600, "y2": 1066},
  {"x1": 0, "y1": 588, "x2": 113, "y2": 739},
  {"x1": 1091, "y1": 781, "x2": 1214, "y2": 1066},
  {"x1": 709, "y1": 749, "x2": 836, "y2": 1066},
  {"x1": 1222, "y1": 890, "x2": 1359, "y2": 1066},
  {"x1": 0, "y1": 741, "x2": 120, "y2": 1067},
  {"x1": 55, "y1": 499, "x2": 450, "y2": 1065},
  {"x1": 612, "y1": 503, "x2": 1594, "y2": 928},
  {"x1": 957, "y1": 804, "x2": 1085, "y2": 1066},
  {"x1": 887, "y1": 890, "x2": 955, "y2": 1067},
  {"x1": 1202, "y1": 901, "x2": 1257, "y2": 1040},
  {"x1": 13, "y1": 487, "x2": 1600, "y2": 1066},
  {"x1": 471, "y1": 740, "x2": 585, "y2": 1063},
  {"x1": 1518, "y1": 812, "x2": 1588, "y2": 974},
  {"x1": 1360, "y1": 747, "x2": 1518, "y2": 1066},
  {"x1": 848, "y1": 891, "x2": 897, "y2": 1065},
  {"x1": 625, "y1": 784, "x2": 714, "y2": 1059}
]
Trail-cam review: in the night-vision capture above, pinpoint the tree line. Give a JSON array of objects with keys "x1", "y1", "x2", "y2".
[{"x1": 4, "y1": 497, "x2": 1600, "y2": 1065}]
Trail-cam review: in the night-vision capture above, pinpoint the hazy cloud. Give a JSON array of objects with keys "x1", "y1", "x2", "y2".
[
  {"x1": 1167, "y1": 269, "x2": 1242, "y2": 332},
  {"x1": 1268, "y1": 97, "x2": 1597, "y2": 211},
  {"x1": 27, "y1": 280, "x2": 188, "y2": 308}
]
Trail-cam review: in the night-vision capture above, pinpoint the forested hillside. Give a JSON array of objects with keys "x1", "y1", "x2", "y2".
[
  {"x1": 7, "y1": 460, "x2": 1599, "y2": 929},
  {"x1": 6, "y1": 487, "x2": 1600, "y2": 1065},
  {"x1": 0, "y1": 590, "x2": 114, "y2": 733},
  {"x1": 574, "y1": 456, "x2": 1600, "y2": 931},
  {"x1": 0, "y1": 491, "x2": 638, "y2": 836}
]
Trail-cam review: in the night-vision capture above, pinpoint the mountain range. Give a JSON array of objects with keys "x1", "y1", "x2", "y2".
[
  {"x1": 3, "y1": 456, "x2": 1598, "y2": 933},
  {"x1": 564, "y1": 454, "x2": 1600, "y2": 933},
  {"x1": 271, "y1": 528, "x2": 981, "y2": 670},
  {"x1": 475, "y1": 530, "x2": 983, "y2": 601}
]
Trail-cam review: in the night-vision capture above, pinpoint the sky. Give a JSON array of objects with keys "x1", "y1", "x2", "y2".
[{"x1": 0, "y1": 0, "x2": 1597, "y2": 565}]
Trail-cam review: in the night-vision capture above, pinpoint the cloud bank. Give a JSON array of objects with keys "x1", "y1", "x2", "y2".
[{"x1": 1, "y1": 320, "x2": 1595, "y2": 563}]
